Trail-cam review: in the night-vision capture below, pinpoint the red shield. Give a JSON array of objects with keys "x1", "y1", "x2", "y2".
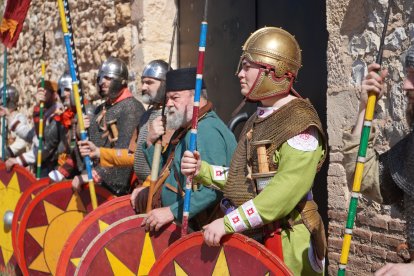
[
  {"x1": 17, "y1": 181, "x2": 113, "y2": 275},
  {"x1": 12, "y1": 178, "x2": 50, "y2": 267},
  {"x1": 56, "y1": 195, "x2": 135, "y2": 275},
  {"x1": 0, "y1": 162, "x2": 37, "y2": 269},
  {"x1": 149, "y1": 232, "x2": 293, "y2": 275},
  {"x1": 75, "y1": 215, "x2": 181, "y2": 276}
]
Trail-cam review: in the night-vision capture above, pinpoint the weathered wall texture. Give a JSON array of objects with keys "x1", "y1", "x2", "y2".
[
  {"x1": 1, "y1": 0, "x2": 176, "y2": 120},
  {"x1": 327, "y1": 0, "x2": 414, "y2": 274},
  {"x1": 4, "y1": 0, "x2": 414, "y2": 274}
]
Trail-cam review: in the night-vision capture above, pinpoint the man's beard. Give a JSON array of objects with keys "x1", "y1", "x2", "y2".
[
  {"x1": 142, "y1": 91, "x2": 162, "y2": 105},
  {"x1": 141, "y1": 94, "x2": 152, "y2": 105},
  {"x1": 142, "y1": 82, "x2": 165, "y2": 105},
  {"x1": 166, "y1": 106, "x2": 191, "y2": 130}
]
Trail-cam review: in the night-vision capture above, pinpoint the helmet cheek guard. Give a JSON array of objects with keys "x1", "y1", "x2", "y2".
[{"x1": 237, "y1": 27, "x2": 302, "y2": 101}]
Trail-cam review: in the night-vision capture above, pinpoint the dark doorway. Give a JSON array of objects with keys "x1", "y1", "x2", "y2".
[{"x1": 178, "y1": 0, "x2": 329, "y2": 260}]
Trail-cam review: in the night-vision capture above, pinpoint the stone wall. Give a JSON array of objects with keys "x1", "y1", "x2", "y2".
[
  {"x1": 3, "y1": 0, "x2": 414, "y2": 274},
  {"x1": 327, "y1": 0, "x2": 414, "y2": 274},
  {"x1": 1, "y1": 0, "x2": 176, "y2": 120}
]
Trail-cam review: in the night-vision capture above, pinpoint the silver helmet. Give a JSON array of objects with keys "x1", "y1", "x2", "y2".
[
  {"x1": 58, "y1": 73, "x2": 74, "y2": 107},
  {"x1": 0, "y1": 85, "x2": 19, "y2": 109},
  {"x1": 97, "y1": 57, "x2": 128, "y2": 100},
  {"x1": 142, "y1": 60, "x2": 169, "y2": 81},
  {"x1": 405, "y1": 45, "x2": 414, "y2": 70}
]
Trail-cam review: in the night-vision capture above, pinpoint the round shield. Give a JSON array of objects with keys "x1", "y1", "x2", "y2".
[
  {"x1": 0, "y1": 161, "x2": 37, "y2": 268},
  {"x1": 75, "y1": 215, "x2": 181, "y2": 276},
  {"x1": 12, "y1": 178, "x2": 50, "y2": 267},
  {"x1": 56, "y1": 195, "x2": 135, "y2": 276},
  {"x1": 17, "y1": 181, "x2": 113, "y2": 275},
  {"x1": 149, "y1": 232, "x2": 293, "y2": 275}
]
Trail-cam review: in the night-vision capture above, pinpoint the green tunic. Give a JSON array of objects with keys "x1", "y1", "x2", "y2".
[
  {"x1": 143, "y1": 110, "x2": 237, "y2": 223},
  {"x1": 194, "y1": 137, "x2": 325, "y2": 275}
]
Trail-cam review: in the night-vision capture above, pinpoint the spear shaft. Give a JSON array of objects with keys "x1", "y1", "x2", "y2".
[
  {"x1": 1, "y1": 49, "x2": 7, "y2": 161},
  {"x1": 35, "y1": 34, "x2": 46, "y2": 179},
  {"x1": 62, "y1": 0, "x2": 86, "y2": 113},
  {"x1": 57, "y1": 0, "x2": 97, "y2": 209},
  {"x1": 146, "y1": 11, "x2": 178, "y2": 214},
  {"x1": 181, "y1": 0, "x2": 209, "y2": 236},
  {"x1": 338, "y1": 2, "x2": 391, "y2": 275}
]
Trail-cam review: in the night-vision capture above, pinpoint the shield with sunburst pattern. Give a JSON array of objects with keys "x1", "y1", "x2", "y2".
[
  {"x1": 0, "y1": 162, "x2": 37, "y2": 268},
  {"x1": 56, "y1": 195, "x2": 135, "y2": 276},
  {"x1": 16, "y1": 181, "x2": 113, "y2": 275},
  {"x1": 149, "y1": 232, "x2": 293, "y2": 275},
  {"x1": 74, "y1": 214, "x2": 181, "y2": 276},
  {"x1": 12, "y1": 177, "x2": 50, "y2": 267}
]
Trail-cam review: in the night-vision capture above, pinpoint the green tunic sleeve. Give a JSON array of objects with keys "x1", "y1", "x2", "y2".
[{"x1": 224, "y1": 139, "x2": 324, "y2": 233}]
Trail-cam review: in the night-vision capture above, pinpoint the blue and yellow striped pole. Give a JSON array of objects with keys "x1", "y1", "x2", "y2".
[{"x1": 57, "y1": 0, "x2": 97, "y2": 209}]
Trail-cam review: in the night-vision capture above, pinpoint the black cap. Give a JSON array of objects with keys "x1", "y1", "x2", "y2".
[{"x1": 166, "y1": 67, "x2": 206, "y2": 92}]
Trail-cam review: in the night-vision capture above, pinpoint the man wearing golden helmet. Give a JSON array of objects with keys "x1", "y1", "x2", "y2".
[{"x1": 181, "y1": 27, "x2": 327, "y2": 275}]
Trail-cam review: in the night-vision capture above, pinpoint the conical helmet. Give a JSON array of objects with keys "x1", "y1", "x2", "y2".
[{"x1": 0, "y1": 85, "x2": 19, "y2": 109}]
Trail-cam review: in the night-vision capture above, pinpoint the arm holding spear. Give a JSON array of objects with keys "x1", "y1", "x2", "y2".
[{"x1": 338, "y1": 3, "x2": 391, "y2": 275}]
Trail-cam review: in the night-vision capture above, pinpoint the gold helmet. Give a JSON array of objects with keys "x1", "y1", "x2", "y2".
[{"x1": 238, "y1": 27, "x2": 302, "y2": 101}]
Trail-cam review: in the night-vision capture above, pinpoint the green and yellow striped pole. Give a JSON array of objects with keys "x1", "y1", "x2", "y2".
[
  {"x1": 338, "y1": 3, "x2": 391, "y2": 275},
  {"x1": 36, "y1": 34, "x2": 46, "y2": 179}
]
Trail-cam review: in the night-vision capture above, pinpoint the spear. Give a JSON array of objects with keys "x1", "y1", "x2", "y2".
[
  {"x1": 181, "y1": 0, "x2": 209, "y2": 236},
  {"x1": 1, "y1": 49, "x2": 6, "y2": 161},
  {"x1": 146, "y1": 11, "x2": 178, "y2": 214},
  {"x1": 57, "y1": 0, "x2": 97, "y2": 209},
  {"x1": 35, "y1": 33, "x2": 46, "y2": 179},
  {"x1": 338, "y1": 2, "x2": 391, "y2": 275},
  {"x1": 62, "y1": 0, "x2": 86, "y2": 113}
]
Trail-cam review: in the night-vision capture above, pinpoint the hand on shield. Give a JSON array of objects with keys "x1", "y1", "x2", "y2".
[
  {"x1": 141, "y1": 207, "x2": 174, "y2": 232},
  {"x1": 202, "y1": 217, "x2": 226, "y2": 247},
  {"x1": 5, "y1": 157, "x2": 18, "y2": 171},
  {"x1": 130, "y1": 186, "x2": 149, "y2": 213}
]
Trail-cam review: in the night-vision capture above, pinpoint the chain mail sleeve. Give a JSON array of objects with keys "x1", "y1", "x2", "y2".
[{"x1": 93, "y1": 98, "x2": 145, "y2": 196}]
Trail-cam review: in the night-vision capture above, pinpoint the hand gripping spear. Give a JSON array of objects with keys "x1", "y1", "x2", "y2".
[
  {"x1": 1, "y1": 49, "x2": 7, "y2": 161},
  {"x1": 338, "y1": 2, "x2": 391, "y2": 275},
  {"x1": 146, "y1": 12, "x2": 178, "y2": 214},
  {"x1": 57, "y1": 0, "x2": 98, "y2": 209},
  {"x1": 181, "y1": 0, "x2": 209, "y2": 236},
  {"x1": 35, "y1": 33, "x2": 46, "y2": 179}
]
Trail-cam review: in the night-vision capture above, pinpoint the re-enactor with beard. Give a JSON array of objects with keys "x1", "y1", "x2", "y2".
[
  {"x1": 343, "y1": 45, "x2": 414, "y2": 276},
  {"x1": 77, "y1": 60, "x2": 173, "y2": 185},
  {"x1": 72, "y1": 57, "x2": 145, "y2": 196},
  {"x1": 132, "y1": 67, "x2": 237, "y2": 232}
]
